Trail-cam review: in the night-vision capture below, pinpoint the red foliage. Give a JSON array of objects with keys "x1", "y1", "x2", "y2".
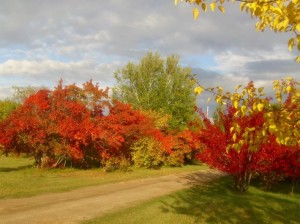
[
  {"x1": 257, "y1": 138, "x2": 300, "y2": 180},
  {"x1": 196, "y1": 106, "x2": 264, "y2": 175},
  {"x1": 92, "y1": 100, "x2": 155, "y2": 159},
  {"x1": 195, "y1": 105, "x2": 300, "y2": 191},
  {"x1": 0, "y1": 81, "x2": 109, "y2": 167},
  {"x1": 0, "y1": 82, "x2": 169, "y2": 168}
]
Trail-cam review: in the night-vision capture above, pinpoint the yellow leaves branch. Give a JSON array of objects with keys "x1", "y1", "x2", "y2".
[
  {"x1": 175, "y1": 0, "x2": 300, "y2": 61},
  {"x1": 194, "y1": 77, "x2": 300, "y2": 150}
]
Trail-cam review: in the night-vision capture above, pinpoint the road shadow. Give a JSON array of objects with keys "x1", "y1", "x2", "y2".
[
  {"x1": 180, "y1": 170, "x2": 225, "y2": 187},
  {"x1": 0, "y1": 165, "x2": 33, "y2": 172},
  {"x1": 160, "y1": 174, "x2": 300, "y2": 224}
]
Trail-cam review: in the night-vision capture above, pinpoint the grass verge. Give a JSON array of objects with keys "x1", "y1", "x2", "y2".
[
  {"x1": 83, "y1": 176, "x2": 300, "y2": 224},
  {"x1": 0, "y1": 155, "x2": 207, "y2": 199}
]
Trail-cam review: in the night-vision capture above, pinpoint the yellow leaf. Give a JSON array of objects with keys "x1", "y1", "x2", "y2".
[
  {"x1": 248, "y1": 127, "x2": 255, "y2": 131},
  {"x1": 284, "y1": 137, "x2": 290, "y2": 145},
  {"x1": 174, "y1": 0, "x2": 179, "y2": 5},
  {"x1": 194, "y1": 86, "x2": 204, "y2": 95},
  {"x1": 269, "y1": 124, "x2": 277, "y2": 132},
  {"x1": 241, "y1": 105, "x2": 247, "y2": 116},
  {"x1": 276, "y1": 137, "x2": 281, "y2": 144},
  {"x1": 201, "y1": 3, "x2": 207, "y2": 12},
  {"x1": 218, "y1": 5, "x2": 225, "y2": 13},
  {"x1": 230, "y1": 126, "x2": 235, "y2": 133},
  {"x1": 193, "y1": 7, "x2": 200, "y2": 20},
  {"x1": 207, "y1": 97, "x2": 211, "y2": 103},
  {"x1": 276, "y1": 91, "x2": 282, "y2": 102},
  {"x1": 233, "y1": 133, "x2": 237, "y2": 142},
  {"x1": 210, "y1": 2, "x2": 216, "y2": 12},
  {"x1": 233, "y1": 100, "x2": 239, "y2": 109},
  {"x1": 288, "y1": 38, "x2": 295, "y2": 51},
  {"x1": 235, "y1": 84, "x2": 242, "y2": 90},
  {"x1": 296, "y1": 24, "x2": 300, "y2": 32},
  {"x1": 286, "y1": 85, "x2": 292, "y2": 93},
  {"x1": 239, "y1": 140, "x2": 245, "y2": 146},
  {"x1": 240, "y1": 2, "x2": 247, "y2": 11},
  {"x1": 257, "y1": 103, "x2": 264, "y2": 111},
  {"x1": 295, "y1": 56, "x2": 300, "y2": 63},
  {"x1": 258, "y1": 87, "x2": 264, "y2": 93}
]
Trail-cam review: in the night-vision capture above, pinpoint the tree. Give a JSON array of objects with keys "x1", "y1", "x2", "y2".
[
  {"x1": 11, "y1": 86, "x2": 45, "y2": 104},
  {"x1": 113, "y1": 52, "x2": 197, "y2": 130},
  {"x1": 0, "y1": 100, "x2": 19, "y2": 121},
  {"x1": 207, "y1": 78, "x2": 300, "y2": 148},
  {"x1": 0, "y1": 80, "x2": 176, "y2": 170},
  {"x1": 196, "y1": 103, "x2": 266, "y2": 192},
  {"x1": 196, "y1": 103, "x2": 299, "y2": 192},
  {"x1": 175, "y1": 0, "x2": 300, "y2": 61},
  {"x1": 94, "y1": 100, "x2": 157, "y2": 170},
  {"x1": 193, "y1": 79, "x2": 299, "y2": 192},
  {"x1": 0, "y1": 80, "x2": 110, "y2": 167}
]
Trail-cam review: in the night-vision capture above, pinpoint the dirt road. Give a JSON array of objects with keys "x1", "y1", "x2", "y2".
[{"x1": 0, "y1": 169, "x2": 223, "y2": 224}]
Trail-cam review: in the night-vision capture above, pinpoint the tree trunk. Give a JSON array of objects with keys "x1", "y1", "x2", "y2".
[
  {"x1": 234, "y1": 171, "x2": 252, "y2": 192},
  {"x1": 290, "y1": 177, "x2": 296, "y2": 195},
  {"x1": 34, "y1": 152, "x2": 43, "y2": 168}
]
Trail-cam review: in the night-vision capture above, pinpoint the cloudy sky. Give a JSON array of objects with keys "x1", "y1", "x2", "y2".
[{"x1": 0, "y1": 0, "x2": 299, "y2": 113}]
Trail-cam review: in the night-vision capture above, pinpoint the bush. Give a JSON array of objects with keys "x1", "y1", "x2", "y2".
[
  {"x1": 131, "y1": 137, "x2": 166, "y2": 169},
  {"x1": 101, "y1": 156, "x2": 132, "y2": 172},
  {"x1": 258, "y1": 172, "x2": 286, "y2": 190}
]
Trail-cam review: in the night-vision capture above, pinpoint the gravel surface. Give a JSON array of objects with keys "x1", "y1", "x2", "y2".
[{"x1": 0, "y1": 169, "x2": 223, "y2": 224}]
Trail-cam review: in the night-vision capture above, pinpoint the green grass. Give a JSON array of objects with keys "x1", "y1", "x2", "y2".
[
  {"x1": 83, "y1": 176, "x2": 300, "y2": 224},
  {"x1": 0, "y1": 155, "x2": 207, "y2": 199}
]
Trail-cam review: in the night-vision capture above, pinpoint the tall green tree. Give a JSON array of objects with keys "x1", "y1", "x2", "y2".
[
  {"x1": 0, "y1": 100, "x2": 19, "y2": 121},
  {"x1": 113, "y1": 52, "x2": 196, "y2": 130}
]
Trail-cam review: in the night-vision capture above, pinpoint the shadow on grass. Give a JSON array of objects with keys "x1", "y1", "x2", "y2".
[
  {"x1": 0, "y1": 165, "x2": 33, "y2": 172},
  {"x1": 161, "y1": 175, "x2": 300, "y2": 224},
  {"x1": 251, "y1": 177, "x2": 300, "y2": 195}
]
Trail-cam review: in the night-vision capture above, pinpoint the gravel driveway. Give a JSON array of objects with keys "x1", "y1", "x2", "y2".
[{"x1": 0, "y1": 169, "x2": 223, "y2": 224}]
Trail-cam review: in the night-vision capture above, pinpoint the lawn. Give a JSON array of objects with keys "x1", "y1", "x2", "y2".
[
  {"x1": 83, "y1": 176, "x2": 300, "y2": 224},
  {"x1": 0, "y1": 155, "x2": 207, "y2": 199}
]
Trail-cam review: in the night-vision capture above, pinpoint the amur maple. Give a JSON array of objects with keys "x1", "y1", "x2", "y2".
[{"x1": 0, "y1": 80, "x2": 197, "y2": 170}]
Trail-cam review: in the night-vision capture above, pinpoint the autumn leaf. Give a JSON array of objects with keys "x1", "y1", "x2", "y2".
[
  {"x1": 194, "y1": 86, "x2": 204, "y2": 95},
  {"x1": 193, "y1": 7, "x2": 200, "y2": 20},
  {"x1": 233, "y1": 100, "x2": 239, "y2": 109},
  {"x1": 201, "y1": 3, "x2": 207, "y2": 12},
  {"x1": 241, "y1": 105, "x2": 247, "y2": 116},
  {"x1": 257, "y1": 103, "x2": 264, "y2": 111},
  {"x1": 218, "y1": 5, "x2": 225, "y2": 13},
  {"x1": 210, "y1": 2, "x2": 216, "y2": 12}
]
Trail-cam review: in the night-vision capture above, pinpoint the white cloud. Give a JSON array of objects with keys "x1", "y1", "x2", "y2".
[
  {"x1": 0, "y1": 59, "x2": 122, "y2": 90},
  {"x1": 0, "y1": 0, "x2": 299, "y2": 110},
  {"x1": 0, "y1": 86, "x2": 14, "y2": 99}
]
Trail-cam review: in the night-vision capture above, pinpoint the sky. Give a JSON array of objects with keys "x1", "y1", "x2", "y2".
[{"x1": 0, "y1": 0, "x2": 299, "y2": 114}]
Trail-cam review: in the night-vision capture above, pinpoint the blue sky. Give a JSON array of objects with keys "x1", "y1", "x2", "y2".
[{"x1": 0, "y1": 0, "x2": 299, "y2": 113}]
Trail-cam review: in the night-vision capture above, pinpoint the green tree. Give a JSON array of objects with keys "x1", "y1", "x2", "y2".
[
  {"x1": 113, "y1": 52, "x2": 196, "y2": 130},
  {"x1": 0, "y1": 100, "x2": 19, "y2": 121}
]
